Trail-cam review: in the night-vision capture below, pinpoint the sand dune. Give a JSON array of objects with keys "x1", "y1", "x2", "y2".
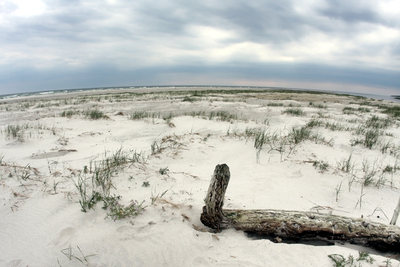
[{"x1": 1, "y1": 88, "x2": 399, "y2": 266}]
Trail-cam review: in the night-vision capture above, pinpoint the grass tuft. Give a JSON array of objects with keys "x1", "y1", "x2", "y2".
[
  {"x1": 283, "y1": 108, "x2": 306, "y2": 116},
  {"x1": 85, "y1": 109, "x2": 108, "y2": 120},
  {"x1": 60, "y1": 110, "x2": 78, "y2": 118}
]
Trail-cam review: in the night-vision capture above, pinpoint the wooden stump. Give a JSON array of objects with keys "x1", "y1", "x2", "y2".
[
  {"x1": 201, "y1": 164, "x2": 400, "y2": 252},
  {"x1": 200, "y1": 164, "x2": 230, "y2": 230},
  {"x1": 390, "y1": 196, "x2": 400, "y2": 225}
]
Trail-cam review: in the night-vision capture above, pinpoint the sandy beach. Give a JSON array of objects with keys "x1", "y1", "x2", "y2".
[{"x1": 1, "y1": 88, "x2": 400, "y2": 266}]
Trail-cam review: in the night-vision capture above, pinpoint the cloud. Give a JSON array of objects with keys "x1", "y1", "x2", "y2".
[{"x1": 0, "y1": 0, "x2": 399, "y2": 94}]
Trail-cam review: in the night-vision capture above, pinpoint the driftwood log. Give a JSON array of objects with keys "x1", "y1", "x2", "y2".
[{"x1": 200, "y1": 164, "x2": 400, "y2": 252}]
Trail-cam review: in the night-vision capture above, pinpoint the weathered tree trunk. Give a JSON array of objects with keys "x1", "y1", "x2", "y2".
[
  {"x1": 390, "y1": 196, "x2": 400, "y2": 226},
  {"x1": 201, "y1": 164, "x2": 400, "y2": 252},
  {"x1": 200, "y1": 164, "x2": 230, "y2": 230},
  {"x1": 223, "y1": 209, "x2": 400, "y2": 251}
]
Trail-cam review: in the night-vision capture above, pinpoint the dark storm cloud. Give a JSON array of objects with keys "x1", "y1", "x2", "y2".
[
  {"x1": 131, "y1": 1, "x2": 308, "y2": 45},
  {"x1": 318, "y1": 0, "x2": 380, "y2": 23},
  {"x1": 0, "y1": 0, "x2": 399, "y2": 94}
]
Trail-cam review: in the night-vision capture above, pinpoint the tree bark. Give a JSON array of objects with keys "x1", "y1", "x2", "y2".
[
  {"x1": 390, "y1": 195, "x2": 400, "y2": 226},
  {"x1": 223, "y1": 209, "x2": 400, "y2": 251},
  {"x1": 200, "y1": 164, "x2": 230, "y2": 230},
  {"x1": 201, "y1": 164, "x2": 400, "y2": 252}
]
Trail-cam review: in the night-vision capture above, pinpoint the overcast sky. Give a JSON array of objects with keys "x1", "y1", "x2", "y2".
[{"x1": 1, "y1": 0, "x2": 399, "y2": 96}]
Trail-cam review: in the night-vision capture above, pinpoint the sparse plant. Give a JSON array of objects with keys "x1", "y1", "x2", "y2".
[
  {"x1": 142, "y1": 181, "x2": 150, "y2": 187},
  {"x1": 347, "y1": 173, "x2": 356, "y2": 192},
  {"x1": 355, "y1": 184, "x2": 366, "y2": 209},
  {"x1": 130, "y1": 150, "x2": 147, "y2": 164},
  {"x1": 162, "y1": 112, "x2": 176, "y2": 121},
  {"x1": 382, "y1": 258, "x2": 392, "y2": 267},
  {"x1": 306, "y1": 119, "x2": 324, "y2": 128},
  {"x1": 203, "y1": 133, "x2": 211, "y2": 141},
  {"x1": 130, "y1": 111, "x2": 152, "y2": 120},
  {"x1": 283, "y1": 108, "x2": 306, "y2": 116},
  {"x1": 47, "y1": 159, "x2": 59, "y2": 174},
  {"x1": 151, "y1": 189, "x2": 168, "y2": 205},
  {"x1": 254, "y1": 129, "x2": 267, "y2": 155},
  {"x1": 60, "y1": 110, "x2": 77, "y2": 118},
  {"x1": 313, "y1": 160, "x2": 329, "y2": 173},
  {"x1": 19, "y1": 164, "x2": 31, "y2": 181},
  {"x1": 159, "y1": 167, "x2": 169, "y2": 175},
  {"x1": 365, "y1": 115, "x2": 392, "y2": 129},
  {"x1": 328, "y1": 251, "x2": 374, "y2": 267},
  {"x1": 72, "y1": 174, "x2": 102, "y2": 212},
  {"x1": 182, "y1": 96, "x2": 197, "y2": 102},
  {"x1": 334, "y1": 181, "x2": 343, "y2": 202},
  {"x1": 325, "y1": 122, "x2": 348, "y2": 131},
  {"x1": 337, "y1": 154, "x2": 355, "y2": 173},
  {"x1": 380, "y1": 105, "x2": 400, "y2": 118},
  {"x1": 357, "y1": 251, "x2": 374, "y2": 264},
  {"x1": 309, "y1": 102, "x2": 327, "y2": 109},
  {"x1": 364, "y1": 128, "x2": 381, "y2": 149},
  {"x1": 5, "y1": 124, "x2": 24, "y2": 141},
  {"x1": 72, "y1": 148, "x2": 146, "y2": 215},
  {"x1": 102, "y1": 195, "x2": 145, "y2": 221},
  {"x1": 209, "y1": 110, "x2": 238, "y2": 122},
  {"x1": 267, "y1": 102, "x2": 284, "y2": 107},
  {"x1": 53, "y1": 180, "x2": 59, "y2": 194},
  {"x1": 289, "y1": 125, "x2": 311, "y2": 145},
  {"x1": 92, "y1": 148, "x2": 129, "y2": 196},
  {"x1": 85, "y1": 109, "x2": 108, "y2": 120},
  {"x1": 310, "y1": 131, "x2": 334, "y2": 146},
  {"x1": 61, "y1": 245, "x2": 96, "y2": 265},
  {"x1": 362, "y1": 158, "x2": 378, "y2": 186},
  {"x1": 288, "y1": 103, "x2": 301, "y2": 107},
  {"x1": 151, "y1": 139, "x2": 162, "y2": 155},
  {"x1": 380, "y1": 140, "x2": 393, "y2": 154}
]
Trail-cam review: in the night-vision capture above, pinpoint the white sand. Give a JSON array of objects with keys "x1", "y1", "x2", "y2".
[{"x1": 0, "y1": 89, "x2": 399, "y2": 266}]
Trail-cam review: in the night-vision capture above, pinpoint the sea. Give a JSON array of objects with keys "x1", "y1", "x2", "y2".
[{"x1": 0, "y1": 85, "x2": 399, "y2": 102}]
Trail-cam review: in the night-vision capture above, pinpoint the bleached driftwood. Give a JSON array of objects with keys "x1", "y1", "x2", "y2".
[
  {"x1": 200, "y1": 164, "x2": 230, "y2": 230},
  {"x1": 390, "y1": 196, "x2": 400, "y2": 225},
  {"x1": 200, "y1": 164, "x2": 400, "y2": 252}
]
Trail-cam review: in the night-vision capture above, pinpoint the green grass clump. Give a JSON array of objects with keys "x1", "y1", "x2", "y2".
[
  {"x1": 325, "y1": 122, "x2": 349, "y2": 131},
  {"x1": 283, "y1": 108, "x2": 306, "y2": 116},
  {"x1": 73, "y1": 175, "x2": 102, "y2": 212},
  {"x1": 209, "y1": 110, "x2": 238, "y2": 122},
  {"x1": 182, "y1": 96, "x2": 199, "y2": 102},
  {"x1": 61, "y1": 110, "x2": 77, "y2": 118},
  {"x1": 85, "y1": 110, "x2": 108, "y2": 120},
  {"x1": 102, "y1": 195, "x2": 144, "y2": 221},
  {"x1": 267, "y1": 102, "x2": 284, "y2": 107},
  {"x1": 328, "y1": 251, "x2": 374, "y2": 267},
  {"x1": 73, "y1": 148, "x2": 146, "y2": 219},
  {"x1": 306, "y1": 119, "x2": 324, "y2": 128},
  {"x1": 159, "y1": 167, "x2": 169, "y2": 175},
  {"x1": 351, "y1": 128, "x2": 381, "y2": 149},
  {"x1": 309, "y1": 102, "x2": 327, "y2": 109},
  {"x1": 186, "y1": 110, "x2": 207, "y2": 118},
  {"x1": 365, "y1": 115, "x2": 392, "y2": 129},
  {"x1": 130, "y1": 111, "x2": 156, "y2": 120},
  {"x1": 6, "y1": 124, "x2": 23, "y2": 139},
  {"x1": 379, "y1": 105, "x2": 400, "y2": 118},
  {"x1": 337, "y1": 154, "x2": 354, "y2": 173},
  {"x1": 289, "y1": 126, "x2": 311, "y2": 144},
  {"x1": 343, "y1": 106, "x2": 371, "y2": 114},
  {"x1": 313, "y1": 160, "x2": 329, "y2": 173},
  {"x1": 254, "y1": 128, "x2": 268, "y2": 160},
  {"x1": 92, "y1": 148, "x2": 134, "y2": 196},
  {"x1": 162, "y1": 112, "x2": 176, "y2": 121}
]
